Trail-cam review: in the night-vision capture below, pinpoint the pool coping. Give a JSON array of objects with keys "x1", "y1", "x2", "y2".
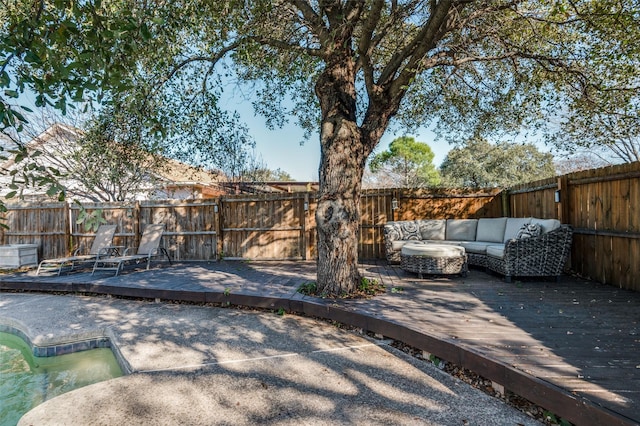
[{"x1": 0, "y1": 319, "x2": 133, "y2": 374}]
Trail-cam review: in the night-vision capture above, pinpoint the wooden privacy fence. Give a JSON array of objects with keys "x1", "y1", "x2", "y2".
[
  {"x1": 3, "y1": 167, "x2": 639, "y2": 293},
  {"x1": 508, "y1": 161, "x2": 640, "y2": 292},
  {"x1": 0, "y1": 188, "x2": 502, "y2": 263},
  {"x1": 0, "y1": 199, "x2": 220, "y2": 262},
  {"x1": 0, "y1": 202, "x2": 68, "y2": 261},
  {"x1": 221, "y1": 193, "x2": 312, "y2": 260}
]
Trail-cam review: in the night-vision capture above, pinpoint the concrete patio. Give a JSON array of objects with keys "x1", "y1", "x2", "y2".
[{"x1": 1, "y1": 260, "x2": 638, "y2": 425}]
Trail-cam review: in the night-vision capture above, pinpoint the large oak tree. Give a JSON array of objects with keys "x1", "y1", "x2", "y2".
[
  {"x1": 2, "y1": 1, "x2": 639, "y2": 295},
  {"x1": 440, "y1": 137, "x2": 555, "y2": 188}
]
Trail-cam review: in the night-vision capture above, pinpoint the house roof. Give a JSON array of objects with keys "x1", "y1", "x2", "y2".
[
  {"x1": 159, "y1": 159, "x2": 221, "y2": 185},
  {"x1": 219, "y1": 181, "x2": 319, "y2": 194},
  {"x1": 0, "y1": 123, "x2": 82, "y2": 169}
]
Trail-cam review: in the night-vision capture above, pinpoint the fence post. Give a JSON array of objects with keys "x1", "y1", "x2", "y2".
[
  {"x1": 64, "y1": 201, "x2": 71, "y2": 255},
  {"x1": 501, "y1": 190, "x2": 511, "y2": 217},
  {"x1": 133, "y1": 200, "x2": 141, "y2": 248},
  {"x1": 215, "y1": 197, "x2": 223, "y2": 260},
  {"x1": 302, "y1": 193, "x2": 309, "y2": 260},
  {"x1": 307, "y1": 193, "x2": 317, "y2": 260},
  {"x1": 0, "y1": 207, "x2": 5, "y2": 245},
  {"x1": 391, "y1": 189, "x2": 399, "y2": 221},
  {"x1": 557, "y1": 176, "x2": 570, "y2": 223}
]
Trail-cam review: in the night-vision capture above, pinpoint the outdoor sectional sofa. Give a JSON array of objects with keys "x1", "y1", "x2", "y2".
[{"x1": 383, "y1": 217, "x2": 573, "y2": 282}]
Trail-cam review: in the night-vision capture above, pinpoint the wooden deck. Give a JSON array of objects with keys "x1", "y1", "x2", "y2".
[
  {"x1": 359, "y1": 262, "x2": 640, "y2": 425},
  {"x1": 1, "y1": 260, "x2": 638, "y2": 425}
]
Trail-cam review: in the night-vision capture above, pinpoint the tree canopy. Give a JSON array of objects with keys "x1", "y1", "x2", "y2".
[
  {"x1": 553, "y1": 151, "x2": 611, "y2": 175},
  {"x1": 369, "y1": 136, "x2": 440, "y2": 188},
  {"x1": 543, "y1": 3, "x2": 640, "y2": 164},
  {"x1": 2, "y1": 1, "x2": 639, "y2": 294},
  {"x1": 550, "y1": 104, "x2": 640, "y2": 164},
  {"x1": 440, "y1": 138, "x2": 556, "y2": 188}
]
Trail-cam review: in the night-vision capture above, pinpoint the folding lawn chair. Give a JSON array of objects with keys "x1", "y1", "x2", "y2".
[
  {"x1": 36, "y1": 224, "x2": 117, "y2": 276},
  {"x1": 92, "y1": 224, "x2": 170, "y2": 276}
]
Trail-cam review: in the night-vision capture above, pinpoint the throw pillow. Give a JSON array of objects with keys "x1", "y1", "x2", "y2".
[
  {"x1": 384, "y1": 223, "x2": 403, "y2": 242},
  {"x1": 516, "y1": 223, "x2": 542, "y2": 239},
  {"x1": 399, "y1": 220, "x2": 421, "y2": 240}
]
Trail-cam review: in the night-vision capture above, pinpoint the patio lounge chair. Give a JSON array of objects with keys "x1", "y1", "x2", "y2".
[
  {"x1": 36, "y1": 224, "x2": 117, "y2": 276},
  {"x1": 92, "y1": 224, "x2": 170, "y2": 276}
]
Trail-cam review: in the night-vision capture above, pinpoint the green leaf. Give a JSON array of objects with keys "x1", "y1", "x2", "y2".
[
  {"x1": 140, "y1": 23, "x2": 152, "y2": 40},
  {"x1": 11, "y1": 109, "x2": 27, "y2": 123},
  {"x1": 0, "y1": 71, "x2": 10, "y2": 87},
  {"x1": 5, "y1": 191, "x2": 17, "y2": 199},
  {"x1": 24, "y1": 51, "x2": 42, "y2": 64},
  {"x1": 46, "y1": 186, "x2": 59, "y2": 197}
]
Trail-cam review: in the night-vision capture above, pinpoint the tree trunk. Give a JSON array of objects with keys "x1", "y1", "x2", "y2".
[
  {"x1": 315, "y1": 125, "x2": 365, "y2": 296},
  {"x1": 314, "y1": 58, "x2": 368, "y2": 296}
]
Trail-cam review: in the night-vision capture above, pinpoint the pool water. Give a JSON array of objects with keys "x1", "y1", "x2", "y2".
[{"x1": 0, "y1": 332, "x2": 123, "y2": 426}]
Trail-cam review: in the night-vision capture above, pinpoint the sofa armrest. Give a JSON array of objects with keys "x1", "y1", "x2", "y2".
[
  {"x1": 383, "y1": 221, "x2": 422, "y2": 263},
  {"x1": 384, "y1": 223, "x2": 403, "y2": 263},
  {"x1": 503, "y1": 225, "x2": 573, "y2": 274}
]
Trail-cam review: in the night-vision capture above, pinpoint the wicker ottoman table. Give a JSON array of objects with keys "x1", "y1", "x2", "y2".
[{"x1": 400, "y1": 242, "x2": 468, "y2": 278}]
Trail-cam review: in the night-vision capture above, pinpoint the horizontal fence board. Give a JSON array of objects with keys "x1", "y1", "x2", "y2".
[
  {"x1": 3, "y1": 232, "x2": 67, "y2": 236},
  {"x1": 573, "y1": 228, "x2": 640, "y2": 239},
  {"x1": 162, "y1": 231, "x2": 217, "y2": 236}
]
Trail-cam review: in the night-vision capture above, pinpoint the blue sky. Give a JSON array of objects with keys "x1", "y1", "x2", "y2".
[{"x1": 230, "y1": 102, "x2": 451, "y2": 181}]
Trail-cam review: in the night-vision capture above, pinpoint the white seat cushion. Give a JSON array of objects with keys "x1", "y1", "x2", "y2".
[
  {"x1": 459, "y1": 241, "x2": 496, "y2": 254},
  {"x1": 391, "y1": 240, "x2": 418, "y2": 251},
  {"x1": 486, "y1": 245, "x2": 505, "y2": 259},
  {"x1": 402, "y1": 243, "x2": 465, "y2": 257},
  {"x1": 445, "y1": 219, "x2": 478, "y2": 241},
  {"x1": 476, "y1": 218, "x2": 507, "y2": 243}
]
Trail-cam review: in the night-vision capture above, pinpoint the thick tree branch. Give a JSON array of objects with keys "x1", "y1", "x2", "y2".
[
  {"x1": 380, "y1": 0, "x2": 456, "y2": 89},
  {"x1": 290, "y1": 0, "x2": 330, "y2": 47},
  {"x1": 257, "y1": 36, "x2": 323, "y2": 58},
  {"x1": 357, "y1": 0, "x2": 384, "y2": 92}
]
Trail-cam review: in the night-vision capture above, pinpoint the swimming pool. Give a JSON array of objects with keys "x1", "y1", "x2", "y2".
[{"x1": 0, "y1": 332, "x2": 123, "y2": 426}]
